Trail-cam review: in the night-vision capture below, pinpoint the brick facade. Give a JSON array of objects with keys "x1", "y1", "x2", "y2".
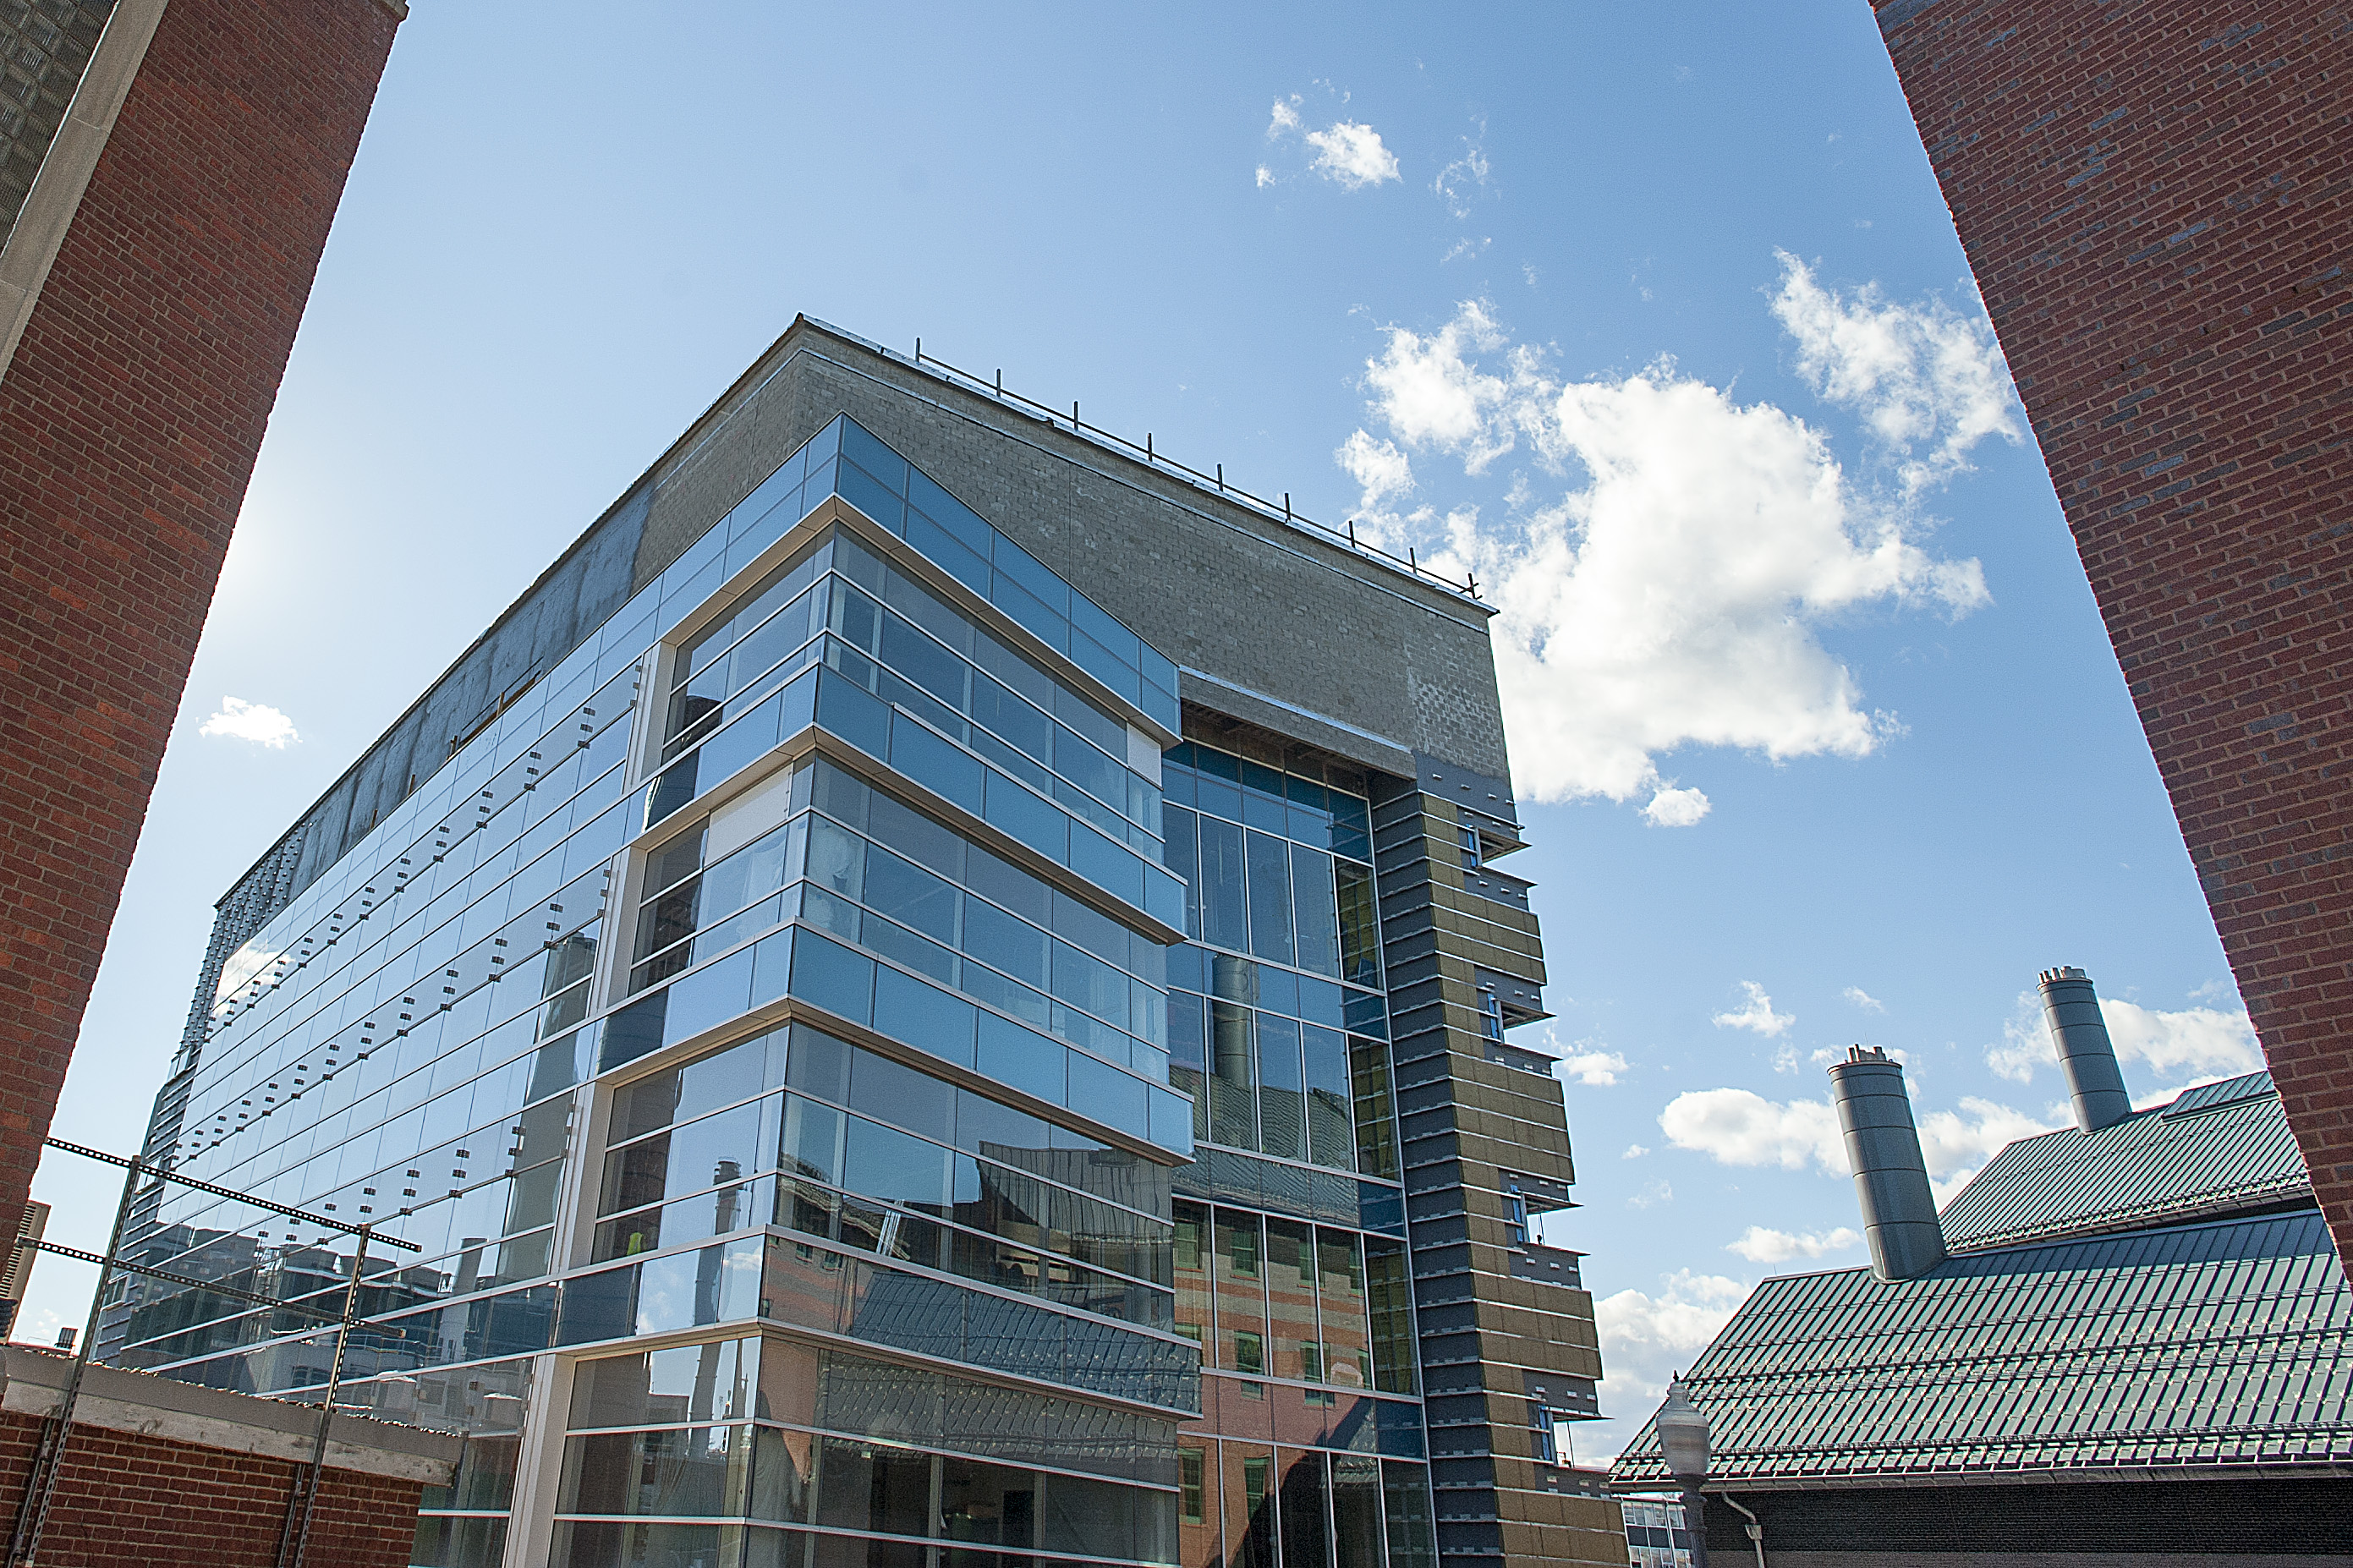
[
  {"x1": 1873, "y1": 0, "x2": 2353, "y2": 1269},
  {"x1": 0, "y1": 0, "x2": 399, "y2": 1251},
  {"x1": 0, "y1": 1406, "x2": 430, "y2": 1566}
]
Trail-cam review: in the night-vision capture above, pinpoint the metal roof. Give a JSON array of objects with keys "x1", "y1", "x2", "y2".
[
  {"x1": 1609, "y1": 1209, "x2": 2353, "y2": 1490},
  {"x1": 1939, "y1": 1071, "x2": 2309, "y2": 1253}
]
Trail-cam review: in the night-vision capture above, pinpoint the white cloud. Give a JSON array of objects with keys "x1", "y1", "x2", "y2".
[
  {"x1": 1713, "y1": 981, "x2": 1795, "y2": 1038},
  {"x1": 1772, "y1": 1045, "x2": 1799, "y2": 1075},
  {"x1": 2103, "y1": 999, "x2": 2263, "y2": 1083},
  {"x1": 1664, "y1": 1079, "x2": 2054, "y2": 1204},
  {"x1": 1561, "y1": 1048, "x2": 1630, "y2": 1087},
  {"x1": 1844, "y1": 986, "x2": 1886, "y2": 1013},
  {"x1": 1984, "y1": 990, "x2": 2262, "y2": 1089},
  {"x1": 199, "y1": 696, "x2": 299, "y2": 749},
  {"x1": 1917, "y1": 1095, "x2": 2064, "y2": 1201},
  {"x1": 1659, "y1": 1088, "x2": 1844, "y2": 1171},
  {"x1": 1264, "y1": 96, "x2": 1400, "y2": 191},
  {"x1": 1642, "y1": 785, "x2": 1711, "y2": 828},
  {"x1": 1769, "y1": 251, "x2": 2023, "y2": 494},
  {"x1": 1590, "y1": 1271, "x2": 1752, "y2": 1466},
  {"x1": 1434, "y1": 129, "x2": 1491, "y2": 217},
  {"x1": 1346, "y1": 295, "x2": 1990, "y2": 810},
  {"x1": 1336, "y1": 430, "x2": 1414, "y2": 509},
  {"x1": 1354, "y1": 301, "x2": 1520, "y2": 469},
  {"x1": 1726, "y1": 1225, "x2": 1860, "y2": 1264},
  {"x1": 1622, "y1": 1143, "x2": 1650, "y2": 1160},
  {"x1": 1627, "y1": 1179, "x2": 1674, "y2": 1209}
]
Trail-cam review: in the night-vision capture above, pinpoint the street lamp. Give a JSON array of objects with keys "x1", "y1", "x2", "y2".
[{"x1": 1654, "y1": 1376, "x2": 1712, "y2": 1568}]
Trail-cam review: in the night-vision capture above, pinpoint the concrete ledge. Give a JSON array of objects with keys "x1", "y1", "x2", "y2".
[{"x1": 0, "y1": 1346, "x2": 462, "y2": 1484}]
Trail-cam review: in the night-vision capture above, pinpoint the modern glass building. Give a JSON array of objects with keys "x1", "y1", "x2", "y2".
[{"x1": 107, "y1": 320, "x2": 1611, "y2": 1567}]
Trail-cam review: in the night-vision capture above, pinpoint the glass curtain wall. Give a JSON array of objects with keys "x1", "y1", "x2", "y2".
[
  {"x1": 1158, "y1": 742, "x2": 1436, "y2": 1568},
  {"x1": 118, "y1": 416, "x2": 1197, "y2": 1566},
  {"x1": 125, "y1": 404, "x2": 1458, "y2": 1566}
]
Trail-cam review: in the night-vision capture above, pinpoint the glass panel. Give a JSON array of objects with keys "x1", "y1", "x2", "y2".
[
  {"x1": 1336, "y1": 863, "x2": 1379, "y2": 988},
  {"x1": 1278, "y1": 1448, "x2": 1331, "y2": 1568},
  {"x1": 1350, "y1": 1040, "x2": 1399, "y2": 1180},
  {"x1": 1172, "y1": 1201, "x2": 1209, "y2": 1360},
  {"x1": 1380, "y1": 1461, "x2": 1436, "y2": 1568},
  {"x1": 1264, "y1": 1220, "x2": 1319, "y2": 1384},
  {"x1": 1315, "y1": 1229, "x2": 1373, "y2": 1394},
  {"x1": 1257, "y1": 1017, "x2": 1306, "y2": 1163},
  {"x1": 1331, "y1": 1454, "x2": 1385, "y2": 1568},
  {"x1": 1223, "y1": 1444, "x2": 1277, "y2": 1568},
  {"x1": 1179, "y1": 1443, "x2": 1219, "y2": 1568},
  {"x1": 1243, "y1": 832, "x2": 1293, "y2": 966},
  {"x1": 1214, "y1": 1211, "x2": 1267, "y2": 1378},
  {"x1": 1209, "y1": 1002, "x2": 1257, "y2": 1151},
  {"x1": 1291, "y1": 849, "x2": 1340, "y2": 979},
  {"x1": 1197, "y1": 818, "x2": 1247, "y2": 953},
  {"x1": 1365, "y1": 1242, "x2": 1417, "y2": 1395}
]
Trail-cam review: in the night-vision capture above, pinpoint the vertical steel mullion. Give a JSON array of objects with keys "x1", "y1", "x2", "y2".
[
  {"x1": 7, "y1": 1154, "x2": 141, "y2": 1566},
  {"x1": 279, "y1": 1224, "x2": 369, "y2": 1568}
]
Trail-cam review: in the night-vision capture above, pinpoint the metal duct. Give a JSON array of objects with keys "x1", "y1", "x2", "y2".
[
  {"x1": 1828, "y1": 1045, "x2": 1947, "y2": 1282},
  {"x1": 2038, "y1": 966, "x2": 2132, "y2": 1132}
]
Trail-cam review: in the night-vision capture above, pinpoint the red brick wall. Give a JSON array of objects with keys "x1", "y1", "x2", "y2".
[
  {"x1": 0, "y1": 1405, "x2": 427, "y2": 1566},
  {"x1": 1872, "y1": 1, "x2": 2353, "y2": 1265},
  {"x1": 0, "y1": 0, "x2": 399, "y2": 1246}
]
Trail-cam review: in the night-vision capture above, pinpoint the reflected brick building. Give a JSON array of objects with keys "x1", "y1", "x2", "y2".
[{"x1": 1873, "y1": 0, "x2": 2353, "y2": 1269}]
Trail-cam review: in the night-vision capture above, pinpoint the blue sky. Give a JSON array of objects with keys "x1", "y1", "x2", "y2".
[{"x1": 27, "y1": 3, "x2": 2252, "y2": 1461}]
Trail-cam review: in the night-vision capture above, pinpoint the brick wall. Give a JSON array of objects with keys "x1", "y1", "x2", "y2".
[
  {"x1": 0, "y1": 0, "x2": 398, "y2": 1248},
  {"x1": 0, "y1": 1405, "x2": 426, "y2": 1566},
  {"x1": 1873, "y1": 0, "x2": 2353, "y2": 1269}
]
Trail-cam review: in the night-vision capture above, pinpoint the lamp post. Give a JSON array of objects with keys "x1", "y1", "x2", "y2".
[{"x1": 1654, "y1": 1377, "x2": 1712, "y2": 1568}]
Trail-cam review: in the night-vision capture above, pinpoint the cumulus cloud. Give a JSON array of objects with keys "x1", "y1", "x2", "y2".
[
  {"x1": 1917, "y1": 1096, "x2": 2064, "y2": 1202},
  {"x1": 1622, "y1": 1143, "x2": 1650, "y2": 1160},
  {"x1": 1713, "y1": 981, "x2": 1795, "y2": 1038},
  {"x1": 199, "y1": 697, "x2": 299, "y2": 749},
  {"x1": 2105, "y1": 999, "x2": 2264, "y2": 1083},
  {"x1": 1561, "y1": 1048, "x2": 1630, "y2": 1087},
  {"x1": 1664, "y1": 1082, "x2": 2055, "y2": 1203},
  {"x1": 1844, "y1": 986, "x2": 1886, "y2": 1013},
  {"x1": 1659, "y1": 1088, "x2": 1843, "y2": 1171},
  {"x1": 1726, "y1": 1225, "x2": 1860, "y2": 1264},
  {"x1": 1769, "y1": 251, "x2": 2023, "y2": 494},
  {"x1": 1590, "y1": 1271, "x2": 1752, "y2": 1465},
  {"x1": 1342, "y1": 292, "x2": 1992, "y2": 811},
  {"x1": 1264, "y1": 96, "x2": 1400, "y2": 190},
  {"x1": 1984, "y1": 990, "x2": 2263, "y2": 1089},
  {"x1": 1642, "y1": 785, "x2": 1711, "y2": 828}
]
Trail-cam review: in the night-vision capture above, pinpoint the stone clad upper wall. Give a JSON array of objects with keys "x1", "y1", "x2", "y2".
[
  {"x1": 631, "y1": 327, "x2": 1512, "y2": 783},
  {"x1": 250, "y1": 320, "x2": 1516, "y2": 932}
]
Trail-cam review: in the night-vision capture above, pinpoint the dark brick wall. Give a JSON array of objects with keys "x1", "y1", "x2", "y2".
[
  {"x1": 0, "y1": 0, "x2": 398, "y2": 1251},
  {"x1": 1699, "y1": 1475, "x2": 2353, "y2": 1555},
  {"x1": 1873, "y1": 0, "x2": 2353, "y2": 1271},
  {"x1": 0, "y1": 1404, "x2": 430, "y2": 1566}
]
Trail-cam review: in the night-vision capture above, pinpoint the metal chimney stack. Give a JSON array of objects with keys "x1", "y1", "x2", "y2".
[
  {"x1": 2038, "y1": 966, "x2": 2132, "y2": 1132},
  {"x1": 1827, "y1": 1045, "x2": 1947, "y2": 1282}
]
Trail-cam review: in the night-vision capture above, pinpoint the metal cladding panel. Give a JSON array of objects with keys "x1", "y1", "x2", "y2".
[
  {"x1": 1941, "y1": 1080, "x2": 2310, "y2": 1253},
  {"x1": 1609, "y1": 1209, "x2": 2353, "y2": 1489}
]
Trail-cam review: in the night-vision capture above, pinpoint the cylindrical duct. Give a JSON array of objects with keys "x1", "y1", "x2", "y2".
[
  {"x1": 2038, "y1": 966, "x2": 2132, "y2": 1132},
  {"x1": 1828, "y1": 1046, "x2": 1947, "y2": 1282}
]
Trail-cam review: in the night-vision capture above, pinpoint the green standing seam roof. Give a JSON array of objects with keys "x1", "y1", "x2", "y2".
[
  {"x1": 1609, "y1": 1209, "x2": 2353, "y2": 1489},
  {"x1": 1939, "y1": 1072, "x2": 2308, "y2": 1254}
]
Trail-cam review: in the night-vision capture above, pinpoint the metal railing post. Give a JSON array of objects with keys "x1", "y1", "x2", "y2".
[
  {"x1": 6, "y1": 1154, "x2": 140, "y2": 1565},
  {"x1": 277, "y1": 1225, "x2": 370, "y2": 1568}
]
